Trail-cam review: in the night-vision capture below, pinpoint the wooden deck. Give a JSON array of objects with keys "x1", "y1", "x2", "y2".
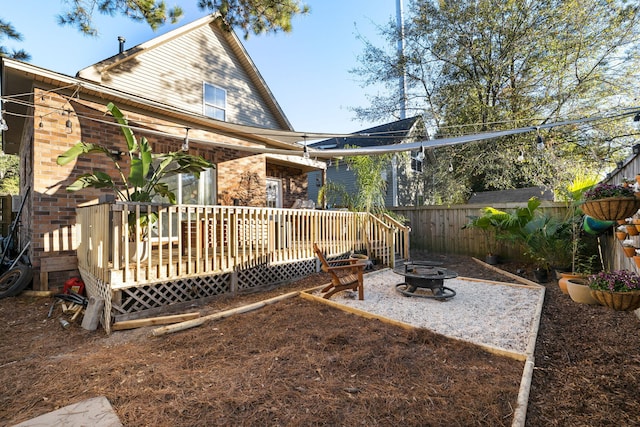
[{"x1": 75, "y1": 202, "x2": 410, "y2": 332}]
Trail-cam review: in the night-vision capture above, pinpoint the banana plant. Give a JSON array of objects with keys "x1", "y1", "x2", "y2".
[{"x1": 57, "y1": 102, "x2": 213, "y2": 238}]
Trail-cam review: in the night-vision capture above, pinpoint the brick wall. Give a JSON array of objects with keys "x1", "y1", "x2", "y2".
[{"x1": 26, "y1": 90, "x2": 312, "y2": 289}]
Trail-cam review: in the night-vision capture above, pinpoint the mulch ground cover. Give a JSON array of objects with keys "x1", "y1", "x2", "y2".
[{"x1": 1, "y1": 253, "x2": 639, "y2": 426}]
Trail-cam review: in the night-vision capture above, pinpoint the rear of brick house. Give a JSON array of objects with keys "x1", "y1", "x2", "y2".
[{"x1": 1, "y1": 15, "x2": 326, "y2": 292}]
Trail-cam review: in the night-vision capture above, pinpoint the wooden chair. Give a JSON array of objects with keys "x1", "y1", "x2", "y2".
[{"x1": 313, "y1": 243, "x2": 365, "y2": 300}]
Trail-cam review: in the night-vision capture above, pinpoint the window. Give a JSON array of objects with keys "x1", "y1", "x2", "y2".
[
  {"x1": 154, "y1": 169, "x2": 216, "y2": 206},
  {"x1": 151, "y1": 168, "x2": 216, "y2": 242},
  {"x1": 203, "y1": 83, "x2": 226, "y2": 121},
  {"x1": 410, "y1": 150, "x2": 424, "y2": 173}
]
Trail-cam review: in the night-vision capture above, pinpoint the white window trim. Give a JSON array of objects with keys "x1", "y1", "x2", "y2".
[
  {"x1": 266, "y1": 178, "x2": 283, "y2": 208},
  {"x1": 203, "y1": 82, "x2": 227, "y2": 121}
]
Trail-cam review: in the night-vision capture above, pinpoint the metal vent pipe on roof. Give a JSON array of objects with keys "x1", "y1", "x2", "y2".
[{"x1": 118, "y1": 36, "x2": 126, "y2": 54}]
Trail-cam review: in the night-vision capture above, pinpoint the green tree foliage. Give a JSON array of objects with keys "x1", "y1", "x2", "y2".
[
  {"x1": 319, "y1": 149, "x2": 392, "y2": 214},
  {"x1": 0, "y1": 153, "x2": 19, "y2": 195},
  {"x1": 345, "y1": 152, "x2": 392, "y2": 214},
  {"x1": 57, "y1": 0, "x2": 309, "y2": 37},
  {"x1": 196, "y1": 0, "x2": 310, "y2": 36},
  {"x1": 352, "y1": 0, "x2": 640, "y2": 204},
  {"x1": 0, "y1": 18, "x2": 30, "y2": 60},
  {"x1": 2, "y1": 1, "x2": 309, "y2": 58}
]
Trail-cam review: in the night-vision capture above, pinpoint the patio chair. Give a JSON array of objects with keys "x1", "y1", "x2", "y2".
[{"x1": 313, "y1": 243, "x2": 365, "y2": 300}]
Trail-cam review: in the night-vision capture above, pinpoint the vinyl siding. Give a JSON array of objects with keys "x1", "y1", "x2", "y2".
[{"x1": 98, "y1": 24, "x2": 281, "y2": 129}]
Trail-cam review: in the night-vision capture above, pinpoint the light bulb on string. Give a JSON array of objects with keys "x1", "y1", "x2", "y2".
[
  {"x1": 448, "y1": 162, "x2": 454, "y2": 172},
  {"x1": 535, "y1": 128, "x2": 544, "y2": 150},
  {"x1": 38, "y1": 116, "x2": 44, "y2": 128},
  {"x1": 64, "y1": 110, "x2": 73, "y2": 134},
  {"x1": 0, "y1": 111, "x2": 8, "y2": 132},
  {"x1": 182, "y1": 127, "x2": 190, "y2": 151},
  {"x1": 517, "y1": 150, "x2": 525, "y2": 163}
]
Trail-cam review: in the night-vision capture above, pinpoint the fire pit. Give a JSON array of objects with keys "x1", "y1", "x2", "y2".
[{"x1": 394, "y1": 261, "x2": 457, "y2": 299}]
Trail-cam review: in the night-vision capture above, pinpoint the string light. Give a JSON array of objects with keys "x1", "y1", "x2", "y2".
[
  {"x1": 448, "y1": 162, "x2": 454, "y2": 172},
  {"x1": 39, "y1": 116, "x2": 44, "y2": 128},
  {"x1": 303, "y1": 144, "x2": 309, "y2": 159},
  {"x1": 2, "y1": 90, "x2": 640, "y2": 159},
  {"x1": 517, "y1": 150, "x2": 525, "y2": 163},
  {"x1": 182, "y1": 127, "x2": 190, "y2": 152},
  {"x1": 0, "y1": 111, "x2": 8, "y2": 132},
  {"x1": 65, "y1": 110, "x2": 73, "y2": 134},
  {"x1": 535, "y1": 128, "x2": 544, "y2": 150}
]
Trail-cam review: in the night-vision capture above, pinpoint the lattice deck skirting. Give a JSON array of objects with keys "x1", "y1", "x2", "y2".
[{"x1": 82, "y1": 259, "x2": 318, "y2": 334}]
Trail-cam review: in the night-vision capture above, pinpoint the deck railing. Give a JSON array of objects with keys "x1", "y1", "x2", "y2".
[
  {"x1": 380, "y1": 213, "x2": 410, "y2": 262},
  {"x1": 76, "y1": 202, "x2": 406, "y2": 289}
]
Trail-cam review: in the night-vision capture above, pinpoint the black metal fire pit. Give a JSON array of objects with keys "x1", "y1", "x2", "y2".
[{"x1": 394, "y1": 261, "x2": 457, "y2": 300}]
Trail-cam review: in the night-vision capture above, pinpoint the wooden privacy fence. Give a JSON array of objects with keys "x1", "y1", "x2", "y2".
[
  {"x1": 76, "y1": 202, "x2": 410, "y2": 289},
  {"x1": 392, "y1": 202, "x2": 571, "y2": 261}
]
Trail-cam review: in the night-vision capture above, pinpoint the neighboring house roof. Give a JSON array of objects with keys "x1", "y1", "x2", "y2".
[
  {"x1": 467, "y1": 186, "x2": 554, "y2": 204},
  {"x1": 309, "y1": 116, "x2": 424, "y2": 150},
  {"x1": 77, "y1": 14, "x2": 292, "y2": 132}
]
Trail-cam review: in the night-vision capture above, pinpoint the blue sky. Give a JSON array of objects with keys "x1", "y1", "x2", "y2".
[{"x1": 3, "y1": 1, "x2": 398, "y2": 134}]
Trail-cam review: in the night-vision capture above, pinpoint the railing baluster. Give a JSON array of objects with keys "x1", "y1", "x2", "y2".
[{"x1": 76, "y1": 202, "x2": 405, "y2": 292}]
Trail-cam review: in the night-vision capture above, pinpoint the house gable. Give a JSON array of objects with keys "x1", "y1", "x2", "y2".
[{"x1": 77, "y1": 16, "x2": 291, "y2": 131}]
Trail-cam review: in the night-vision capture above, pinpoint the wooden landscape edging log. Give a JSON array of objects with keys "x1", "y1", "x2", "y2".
[
  {"x1": 151, "y1": 291, "x2": 300, "y2": 336},
  {"x1": 471, "y1": 257, "x2": 544, "y2": 288},
  {"x1": 470, "y1": 257, "x2": 546, "y2": 427},
  {"x1": 112, "y1": 312, "x2": 201, "y2": 331}
]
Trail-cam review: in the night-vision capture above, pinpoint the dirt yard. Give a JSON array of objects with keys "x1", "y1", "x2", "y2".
[{"x1": 1, "y1": 253, "x2": 639, "y2": 426}]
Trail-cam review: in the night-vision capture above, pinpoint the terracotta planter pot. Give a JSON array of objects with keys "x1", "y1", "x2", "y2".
[
  {"x1": 623, "y1": 246, "x2": 636, "y2": 257},
  {"x1": 566, "y1": 278, "x2": 599, "y2": 305},
  {"x1": 634, "y1": 256, "x2": 640, "y2": 269},
  {"x1": 616, "y1": 231, "x2": 628, "y2": 240},
  {"x1": 558, "y1": 272, "x2": 585, "y2": 295},
  {"x1": 618, "y1": 219, "x2": 628, "y2": 225},
  {"x1": 590, "y1": 289, "x2": 640, "y2": 311},
  {"x1": 627, "y1": 225, "x2": 639, "y2": 236}
]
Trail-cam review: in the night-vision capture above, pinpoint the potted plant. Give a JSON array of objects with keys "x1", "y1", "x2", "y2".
[
  {"x1": 621, "y1": 239, "x2": 637, "y2": 257},
  {"x1": 464, "y1": 207, "x2": 511, "y2": 264},
  {"x1": 566, "y1": 275, "x2": 600, "y2": 305},
  {"x1": 520, "y1": 213, "x2": 574, "y2": 283},
  {"x1": 587, "y1": 270, "x2": 640, "y2": 310},
  {"x1": 634, "y1": 249, "x2": 640, "y2": 269},
  {"x1": 616, "y1": 225, "x2": 628, "y2": 240},
  {"x1": 558, "y1": 253, "x2": 597, "y2": 295},
  {"x1": 581, "y1": 183, "x2": 639, "y2": 221},
  {"x1": 57, "y1": 102, "x2": 213, "y2": 259}
]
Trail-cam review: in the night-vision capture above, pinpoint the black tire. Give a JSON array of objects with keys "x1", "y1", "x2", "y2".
[{"x1": 0, "y1": 264, "x2": 33, "y2": 298}]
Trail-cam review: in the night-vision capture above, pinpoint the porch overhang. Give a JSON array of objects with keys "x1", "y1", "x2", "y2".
[{"x1": 265, "y1": 153, "x2": 326, "y2": 173}]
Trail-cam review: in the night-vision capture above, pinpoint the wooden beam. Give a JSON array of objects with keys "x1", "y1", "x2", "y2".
[
  {"x1": 112, "y1": 312, "x2": 201, "y2": 331},
  {"x1": 152, "y1": 291, "x2": 299, "y2": 336}
]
